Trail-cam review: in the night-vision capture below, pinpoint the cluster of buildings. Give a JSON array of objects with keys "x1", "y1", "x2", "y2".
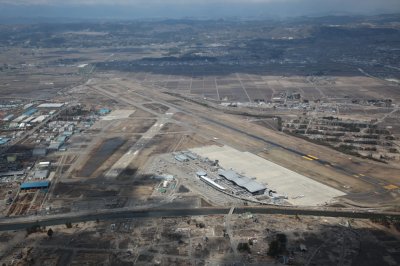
[
  {"x1": 0, "y1": 101, "x2": 66, "y2": 147},
  {"x1": 20, "y1": 161, "x2": 53, "y2": 191},
  {"x1": 3, "y1": 102, "x2": 64, "y2": 131},
  {"x1": 0, "y1": 102, "x2": 111, "y2": 195},
  {"x1": 174, "y1": 151, "x2": 198, "y2": 162},
  {"x1": 32, "y1": 122, "x2": 74, "y2": 156},
  {"x1": 0, "y1": 102, "x2": 115, "y2": 216}
]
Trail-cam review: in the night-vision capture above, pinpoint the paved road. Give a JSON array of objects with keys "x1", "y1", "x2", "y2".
[{"x1": 1, "y1": 206, "x2": 399, "y2": 232}]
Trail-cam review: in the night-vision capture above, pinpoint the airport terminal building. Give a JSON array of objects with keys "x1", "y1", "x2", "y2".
[{"x1": 218, "y1": 169, "x2": 266, "y2": 195}]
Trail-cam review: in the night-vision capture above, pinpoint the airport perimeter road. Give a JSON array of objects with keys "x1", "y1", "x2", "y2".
[{"x1": 0, "y1": 206, "x2": 399, "y2": 232}]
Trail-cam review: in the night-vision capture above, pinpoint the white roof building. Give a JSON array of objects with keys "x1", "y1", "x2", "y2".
[{"x1": 37, "y1": 103, "x2": 64, "y2": 108}]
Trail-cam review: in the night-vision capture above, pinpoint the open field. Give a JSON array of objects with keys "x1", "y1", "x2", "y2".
[{"x1": 138, "y1": 74, "x2": 400, "y2": 103}]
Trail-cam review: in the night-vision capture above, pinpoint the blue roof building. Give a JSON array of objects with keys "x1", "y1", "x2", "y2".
[
  {"x1": 0, "y1": 138, "x2": 10, "y2": 145},
  {"x1": 57, "y1": 135, "x2": 67, "y2": 143},
  {"x1": 20, "y1": 181, "x2": 50, "y2": 190},
  {"x1": 63, "y1": 131, "x2": 73, "y2": 136},
  {"x1": 23, "y1": 108, "x2": 37, "y2": 116},
  {"x1": 99, "y1": 108, "x2": 111, "y2": 115}
]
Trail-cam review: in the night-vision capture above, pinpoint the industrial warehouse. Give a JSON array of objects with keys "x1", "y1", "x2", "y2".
[{"x1": 20, "y1": 181, "x2": 50, "y2": 190}]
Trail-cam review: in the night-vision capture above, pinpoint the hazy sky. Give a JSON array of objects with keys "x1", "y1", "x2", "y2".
[{"x1": 0, "y1": 0, "x2": 399, "y2": 19}]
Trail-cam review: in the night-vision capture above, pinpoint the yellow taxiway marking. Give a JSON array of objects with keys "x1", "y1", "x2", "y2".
[
  {"x1": 359, "y1": 173, "x2": 365, "y2": 177},
  {"x1": 353, "y1": 174, "x2": 359, "y2": 178},
  {"x1": 384, "y1": 184, "x2": 399, "y2": 190},
  {"x1": 302, "y1": 156, "x2": 314, "y2": 161},
  {"x1": 307, "y1": 155, "x2": 319, "y2": 160}
]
